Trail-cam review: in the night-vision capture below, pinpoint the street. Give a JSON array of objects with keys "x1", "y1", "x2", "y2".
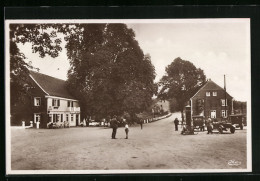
[{"x1": 11, "y1": 112, "x2": 247, "y2": 170}]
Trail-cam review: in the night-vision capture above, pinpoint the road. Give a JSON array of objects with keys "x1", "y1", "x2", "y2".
[{"x1": 11, "y1": 112, "x2": 247, "y2": 171}]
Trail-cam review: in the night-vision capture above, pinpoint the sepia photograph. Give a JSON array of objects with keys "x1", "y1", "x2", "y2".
[{"x1": 5, "y1": 19, "x2": 251, "y2": 174}]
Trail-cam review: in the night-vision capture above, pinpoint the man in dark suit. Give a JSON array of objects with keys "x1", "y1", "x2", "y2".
[
  {"x1": 111, "y1": 116, "x2": 118, "y2": 139},
  {"x1": 174, "y1": 118, "x2": 179, "y2": 131}
]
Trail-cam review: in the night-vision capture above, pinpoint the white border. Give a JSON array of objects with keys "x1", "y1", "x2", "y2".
[{"x1": 5, "y1": 19, "x2": 252, "y2": 175}]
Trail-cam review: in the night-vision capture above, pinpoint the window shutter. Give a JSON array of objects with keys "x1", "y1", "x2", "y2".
[
  {"x1": 72, "y1": 101, "x2": 74, "y2": 107},
  {"x1": 52, "y1": 99, "x2": 54, "y2": 106},
  {"x1": 39, "y1": 98, "x2": 41, "y2": 106},
  {"x1": 58, "y1": 100, "x2": 60, "y2": 106},
  {"x1": 61, "y1": 114, "x2": 63, "y2": 122}
]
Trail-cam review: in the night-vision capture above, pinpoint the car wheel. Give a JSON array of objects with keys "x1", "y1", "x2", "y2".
[
  {"x1": 218, "y1": 127, "x2": 223, "y2": 134},
  {"x1": 230, "y1": 127, "x2": 235, "y2": 133}
]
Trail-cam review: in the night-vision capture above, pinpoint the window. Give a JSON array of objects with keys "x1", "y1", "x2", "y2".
[
  {"x1": 213, "y1": 92, "x2": 217, "y2": 96},
  {"x1": 52, "y1": 99, "x2": 60, "y2": 107},
  {"x1": 53, "y1": 114, "x2": 57, "y2": 122},
  {"x1": 221, "y1": 110, "x2": 228, "y2": 118},
  {"x1": 67, "y1": 101, "x2": 74, "y2": 107},
  {"x1": 34, "y1": 97, "x2": 41, "y2": 106},
  {"x1": 71, "y1": 114, "x2": 74, "y2": 122},
  {"x1": 48, "y1": 114, "x2": 52, "y2": 122},
  {"x1": 66, "y1": 114, "x2": 69, "y2": 122},
  {"x1": 197, "y1": 99, "x2": 204, "y2": 106},
  {"x1": 57, "y1": 114, "x2": 60, "y2": 122},
  {"x1": 221, "y1": 99, "x2": 228, "y2": 106},
  {"x1": 206, "y1": 92, "x2": 210, "y2": 96},
  {"x1": 53, "y1": 114, "x2": 61, "y2": 122},
  {"x1": 210, "y1": 110, "x2": 216, "y2": 118}
]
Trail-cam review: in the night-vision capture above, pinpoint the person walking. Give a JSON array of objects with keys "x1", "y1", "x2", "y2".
[
  {"x1": 140, "y1": 119, "x2": 143, "y2": 129},
  {"x1": 125, "y1": 123, "x2": 129, "y2": 139},
  {"x1": 111, "y1": 116, "x2": 118, "y2": 139},
  {"x1": 206, "y1": 117, "x2": 213, "y2": 134},
  {"x1": 174, "y1": 118, "x2": 179, "y2": 131}
]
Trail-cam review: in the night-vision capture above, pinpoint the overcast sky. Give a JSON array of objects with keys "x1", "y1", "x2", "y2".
[{"x1": 17, "y1": 19, "x2": 250, "y2": 101}]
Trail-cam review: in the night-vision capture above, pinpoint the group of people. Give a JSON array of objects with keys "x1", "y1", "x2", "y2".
[
  {"x1": 174, "y1": 116, "x2": 214, "y2": 134},
  {"x1": 110, "y1": 116, "x2": 145, "y2": 139},
  {"x1": 110, "y1": 116, "x2": 129, "y2": 139}
]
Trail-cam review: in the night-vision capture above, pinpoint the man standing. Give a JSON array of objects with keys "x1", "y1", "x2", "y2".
[
  {"x1": 206, "y1": 117, "x2": 213, "y2": 134},
  {"x1": 125, "y1": 123, "x2": 129, "y2": 139},
  {"x1": 140, "y1": 119, "x2": 143, "y2": 129},
  {"x1": 174, "y1": 118, "x2": 179, "y2": 131},
  {"x1": 111, "y1": 116, "x2": 118, "y2": 139}
]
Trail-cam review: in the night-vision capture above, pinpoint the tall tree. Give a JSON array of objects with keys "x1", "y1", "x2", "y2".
[
  {"x1": 158, "y1": 57, "x2": 206, "y2": 121},
  {"x1": 9, "y1": 24, "x2": 63, "y2": 105},
  {"x1": 65, "y1": 24, "x2": 156, "y2": 119}
]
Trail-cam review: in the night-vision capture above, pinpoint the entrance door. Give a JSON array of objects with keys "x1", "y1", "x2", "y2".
[
  {"x1": 76, "y1": 114, "x2": 79, "y2": 126},
  {"x1": 34, "y1": 114, "x2": 41, "y2": 123},
  {"x1": 210, "y1": 110, "x2": 216, "y2": 118}
]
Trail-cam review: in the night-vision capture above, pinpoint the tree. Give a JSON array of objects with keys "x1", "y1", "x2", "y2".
[
  {"x1": 169, "y1": 98, "x2": 180, "y2": 113},
  {"x1": 9, "y1": 24, "x2": 64, "y2": 106},
  {"x1": 158, "y1": 57, "x2": 206, "y2": 121},
  {"x1": 233, "y1": 100, "x2": 247, "y2": 114},
  {"x1": 65, "y1": 24, "x2": 156, "y2": 119},
  {"x1": 9, "y1": 23, "x2": 157, "y2": 121}
]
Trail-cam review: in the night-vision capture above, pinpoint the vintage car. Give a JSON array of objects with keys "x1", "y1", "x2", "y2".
[
  {"x1": 229, "y1": 114, "x2": 246, "y2": 130},
  {"x1": 192, "y1": 116, "x2": 205, "y2": 131},
  {"x1": 212, "y1": 119, "x2": 235, "y2": 134}
]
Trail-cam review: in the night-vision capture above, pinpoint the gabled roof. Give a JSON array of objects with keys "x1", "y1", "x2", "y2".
[
  {"x1": 29, "y1": 71, "x2": 77, "y2": 100},
  {"x1": 191, "y1": 79, "x2": 232, "y2": 99}
]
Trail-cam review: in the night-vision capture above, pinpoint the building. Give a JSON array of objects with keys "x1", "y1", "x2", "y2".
[
  {"x1": 12, "y1": 71, "x2": 81, "y2": 128},
  {"x1": 190, "y1": 79, "x2": 233, "y2": 120}
]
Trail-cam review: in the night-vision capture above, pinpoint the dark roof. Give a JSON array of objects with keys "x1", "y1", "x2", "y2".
[
  {"x1": 29, "y1": 71, "x2": 77, "y2": 100},
  {"x1": 191, "y1": 79, "x2": 232, "y2": 99}
]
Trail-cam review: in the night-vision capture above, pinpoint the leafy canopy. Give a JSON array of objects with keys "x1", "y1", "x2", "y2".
[
  {"x1": 158, "y1": 57, "x2": 206, "y2": 112},
  {"x1": 64, "y1": 24, "x2": 157, "y2": 118},
  {"x1": 10, "y1": 24, "x2": 64, "y2": 105}
]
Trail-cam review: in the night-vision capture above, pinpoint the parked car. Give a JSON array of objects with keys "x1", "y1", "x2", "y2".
[
  {"x1": 212, "y1": 119, "x2": 235, "y2": 134},
  {"x1": 192, "y1": 116, "x2": 205, "y2": 131},
  {"x1": 229, "y1": 114, "x2": 246, "y2": 130},
  {"x1": 89, "y1": 121, "x2": 100, "y2": 126}
]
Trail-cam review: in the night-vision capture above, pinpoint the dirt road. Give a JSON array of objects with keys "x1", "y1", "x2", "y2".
[{"x1": 11, "y1": 112, "x2": 247, "y2": 170}]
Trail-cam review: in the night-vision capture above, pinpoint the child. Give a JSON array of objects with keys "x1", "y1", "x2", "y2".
[{"x1": 125, "y1": 123, "x2": 129, "y2": 139}]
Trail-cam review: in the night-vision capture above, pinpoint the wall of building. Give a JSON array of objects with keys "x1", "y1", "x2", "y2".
[
  {"x1": 191, "y1": 89, "x2": 232, "y2": 120},
  {"x1": 11, "y1": 76, "x2": 48, "y2": 127},
  {"x1": 46, "y1": 97, "x2": 80, "y2": 127}
]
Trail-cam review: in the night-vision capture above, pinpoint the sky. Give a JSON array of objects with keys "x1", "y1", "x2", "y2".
[{"x1": 16, "y1": 19, "x2": 250, "y2": 101}]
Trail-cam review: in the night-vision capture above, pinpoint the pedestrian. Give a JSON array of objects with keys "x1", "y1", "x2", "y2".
[
  {"x1": 140, "y1": 119, "x2": 143, "y2": 129},
  {"x1": 174, "y1": 118, "x2": 179, "y2": 131},
  {"x1": 125, "y1": 122, "x2": 129, "y2": 139},
  {"x1": 206, "y1": 117, "x2": 213, "y2": 134},
  {"x1": 111, "y1": 116, "x2": 118, "y2": 139}
]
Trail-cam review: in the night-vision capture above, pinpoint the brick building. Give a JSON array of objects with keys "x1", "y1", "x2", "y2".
[
  {"x1": 190, "y1": 79, "x2": 233, "y2": 120},
  {"x1": 11, "y1": 71, "x2": 81, "y2": 128}
]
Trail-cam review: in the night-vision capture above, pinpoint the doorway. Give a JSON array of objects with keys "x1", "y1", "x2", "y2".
[{"x1": 210, "y1": 110, "x2": 216, "y2": 118}]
